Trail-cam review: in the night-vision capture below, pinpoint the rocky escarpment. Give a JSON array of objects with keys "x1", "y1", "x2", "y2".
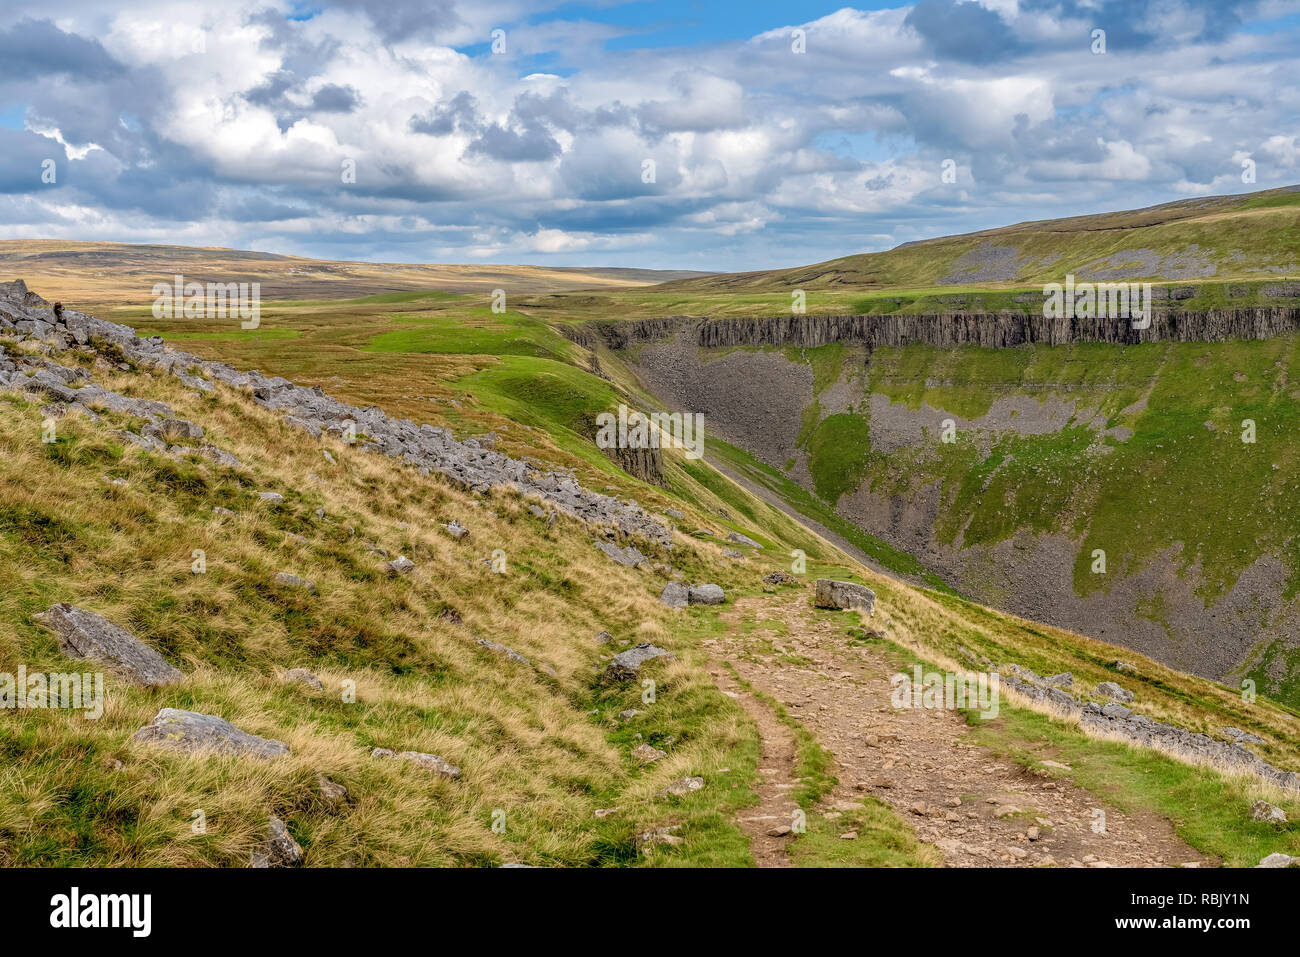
[
  {"x1": 591, "y1": 307, "x2": 1300, "y2": 699},
  {"x1": 567, "y1": 304, "x2": 1300, "y2": 352},
  {"x1": 0, "y1": 280, "x2": 671, "y2": 546},
  {"x1": 604, "y1": 440, "x2": 665, "y2": 487}
]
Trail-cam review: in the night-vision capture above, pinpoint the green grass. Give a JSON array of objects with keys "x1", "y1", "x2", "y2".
[
  {"x1": 366, "y1": 307, "x2": 574, "y2": 360},
  {"x1": 704, "y1": 435, "x2": 953, "y2": 591},
  {"x1": 806, "y1": 414, "x2": 874, "y2": 503},
  {"x1": 964, "y1": 705, "x2": 1300, "y2": 868},
  {"x1": 720, "y1": 661, "x2": 938, "y2": 867}
]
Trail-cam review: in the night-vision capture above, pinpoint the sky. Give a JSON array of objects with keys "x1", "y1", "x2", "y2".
[{"x1": 0, "y1": 0, "x2": 1297, "y2": 271}]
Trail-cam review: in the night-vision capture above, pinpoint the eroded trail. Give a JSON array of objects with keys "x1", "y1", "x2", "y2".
[
  {"x1": 707, "y1": 591, "x2": 1213, "y2": 868},
  {"x1": 712, "y1": 666, "x2": 799, "y2": 868}
]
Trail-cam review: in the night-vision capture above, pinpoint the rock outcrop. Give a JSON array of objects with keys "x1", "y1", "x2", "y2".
[
  {"x1": 595, "y1": 541, "x2": 650, "y2": 568},
  {"x1": 999, "y1": 664, "x2": 1298, "y2": 791},
  {"x1": 132, "y1": 708, "x2": 290, "y2": 758},
  {"x1": 814, "y1": 579, "x2": 876, "y2": 613},
  {"x1": 602, "y1": 643, "x2": 674, "y2": 683},
  {"x1": 34, "y1": 603, "x2": 184, "y2": 687},
  {"x1": 371, "y1": 747, "x2": 461, "y2": 779},
  {"x1": 251, "y1": 815, "x2": 304, "y2": 868},
  {"x1": 567, "y1": 305, "x2": 1300, "y2": 354},
  {"x1": 0, "y1": 280, "x2": 671, "y2": 548}
]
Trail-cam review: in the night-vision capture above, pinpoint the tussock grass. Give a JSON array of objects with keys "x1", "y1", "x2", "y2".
[{"x1": 0, "y1": 340, "x2": 760, "y2": 867}]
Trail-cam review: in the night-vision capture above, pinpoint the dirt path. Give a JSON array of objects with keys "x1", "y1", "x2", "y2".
[
  {"x1": 712, "y1": 665, "x2": 798, "y2": 868},
  {"x1": 707, "y1": 591, "x2": 1212, "y2": 868}
]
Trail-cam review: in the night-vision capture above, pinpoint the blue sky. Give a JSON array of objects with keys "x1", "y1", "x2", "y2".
[{"x1": 0, "y1": 0, "x2": 1296, "y2": 271}]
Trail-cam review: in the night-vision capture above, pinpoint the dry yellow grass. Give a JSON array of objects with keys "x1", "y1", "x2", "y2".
[{"x1": 0, "y1": 335, "x2": 759, "y2": 867}]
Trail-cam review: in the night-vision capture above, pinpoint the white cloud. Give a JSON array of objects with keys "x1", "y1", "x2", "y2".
[{"x1": 0, "y1": 0, "x2": 1294, "y2": 270}]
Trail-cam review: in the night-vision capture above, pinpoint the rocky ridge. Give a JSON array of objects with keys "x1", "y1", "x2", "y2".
[
  {"x1": 567, "y1": 305, "x2": 1300, "y2": 353},
  {"x1": 0, "y1": 280, "x2": 671, "y2": 547},
  {"x1": 999, "y1": 664, "x2": 1299, "y2": 792}
]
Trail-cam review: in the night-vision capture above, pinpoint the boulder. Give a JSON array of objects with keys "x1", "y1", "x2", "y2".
[
  {"x1": 199, "y1": 445, "x2": 242, "y2": 468},
  {"x1": 659, "y1": 581, "x2": 690, "y2": 608},
  {"x1": 371, "y1": 747, "x2": 460, "y2": 779},
  {"x1": 632, "y1": 744, "x2": 667, "y2": 764},
  {"x1": 384, "y1": 555, "x2": 416, "y2": 575},
  {"x1": 763, "y1": 571, "x2": 798, "y2": 586},
  {"x1": 1257, "y1": 853, "x2": 1300, "y2": 868},
  {"x1": 132, "y1": 708, "x2": 289, "y2": 758},
  {"x1": 443, "y1": 520, "x2": 469, "y2": 541},
  {"x1": 274, "y1": 572, "x2": 316, "y2": 593},
  {"x1": 688, "y1": 584, "x2": 726, "y2": 605},
  {"x1": 660, "y1": 776, "x2": 705, "y2": 797},
  {"x1": 251, "y1": 815, "x2": 303, "y2": 868},
  {"x1": 1251, "y1": 800, "x2": 1288, "y2": 824},
  {"x1": 477, "y1": 638, "x2": 529, "y2": 664},
  {"x1": 602, "y1": 643, "x2": 674, "y2": 683},
  {"x1": 144, "y1": 417, "x2": 204, "y2": 443},
  {"x1": 1096, "y1": 681, "x2": 1134, "y2": 703},
  {"x1": 258, "y1": 491, "x2": 284, "y2": 504},
  {"x1": 725, "y1": 531, "x2": 762, "y2": 548},
  {"x1": 317, "y1": 776, "x2": 348, "y2": 806},
  {"x1": 814, "y1": 579, "x2": 876, "y2": 613},
  {"x1": 636, "y1": 826, "x2": 684, "y2": 851},
  {"x1": 34, "y1": 603, "x2": 183, "y2": 687},
  {"x1": 285, "y1": 668, "x2": 323, "y2": 691},
  {"x1": 595, "y1": 541, "x2": 649, "y2": 568}
]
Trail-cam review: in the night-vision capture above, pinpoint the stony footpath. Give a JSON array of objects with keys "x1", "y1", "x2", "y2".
[
  {"x1": 709, "y1": 593, "x2": 1216, "y2": 868},
  {"x1": 0, "y1": 280, "x2": 671, "y2": 546}
]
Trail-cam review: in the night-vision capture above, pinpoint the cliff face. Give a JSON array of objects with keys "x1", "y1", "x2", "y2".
[
  {"x1": 568, "y1": 306, "x2": 1300, "y2": 352},
  {"x1": 604, "y1": 442, "x2": 666, "y2": 487},
  {"x1": 589, "y1": 308, "x2": 1300, "y2": 701}
]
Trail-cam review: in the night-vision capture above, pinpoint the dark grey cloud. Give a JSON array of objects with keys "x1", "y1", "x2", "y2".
[
  {"x1": 468, "y1": 122, "x2": 561, "y2": 162},
  {"x1": 0, "y1": 128, "x2": 64, "y2": 193},
  {"x1": 325, "y1": 0, "x2": 459, "y2": 43},
  {"x1": 409, "y1": 91, "x2": 481, "y2": 135},
  {"x1": 245, "y1": 70, "x2": 297, "y2": 107},
  {"x1": 903, "y1": 0, "x2": 1025, "y2": 64},
  {"x1": 311, "y1": 83, "x2": 362, "y2": 113},
  {"x1": 0, "y1": 18, "x2": 122, "y2": 82},
  {"x1": 1020, "y1": 0, "x2": 1258, "y2": 47}
]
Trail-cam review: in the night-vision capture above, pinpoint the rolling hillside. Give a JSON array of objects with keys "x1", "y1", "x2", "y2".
[
  {"x1": 4, "y1": 274, "x2": 1300, "y2": 869},
  {"x1": 0, "y1": 241, "x2": 712, "y2": 305},
  {"x1": 655, "y1": 186, "x2": 1300, "y2": 294}
]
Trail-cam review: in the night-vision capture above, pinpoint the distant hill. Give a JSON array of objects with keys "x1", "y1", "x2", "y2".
[
  {"x1": 656, "y1": 185, "x2": 1300, "y2": 293},
  {"x1": 0, "y1": 240, "x2": 714, "y2": 304}
]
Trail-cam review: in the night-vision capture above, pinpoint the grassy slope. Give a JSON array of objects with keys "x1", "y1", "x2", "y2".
[
  {"x1": 658, "y1": 187, "x2": 1300, "y2": 293},
  {"x1": 0, "y1": 335, "x2": 771, "y2": 867},
  {"x1": 69, "y1": 283, "x2": 1300, "y2": 865},
  {"x1": 11, "y1": 195, "x2": 1300, "y2": 864}
]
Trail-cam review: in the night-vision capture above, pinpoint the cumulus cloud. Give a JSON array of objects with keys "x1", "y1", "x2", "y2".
[{"x1": 0, "y1": 0, "x2": 1294, "y2": 270}]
